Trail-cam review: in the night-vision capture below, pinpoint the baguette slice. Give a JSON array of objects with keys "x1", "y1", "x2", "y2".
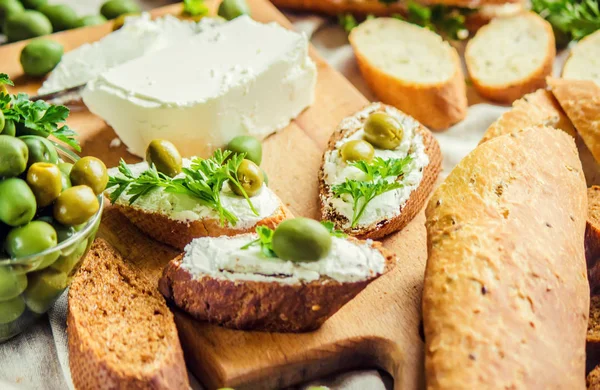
[
  {"x1": 319, "y1": 103, "x2": 441, "y2": 239},
  {"x1": 159, "y1": 234, "x2": 395, "y2": 333},
  {"x1": 349, "y1": 18, "x2": 467, "y2": 130},
  {"x1": 563, "y1": 30, "x2": 600, "y2": 86},
  {"x1": 424, "y1": 126, "x2": 588, "y2": 388},
  {"x1": 479, "y1": 89, "x2": 576, "y2": 144},
  {"x1": 548, "y1": 77, "x2": 600, "y2": 164},
  {"x1": 465, "y1": 12, "x2": 555, "y2": 104},
  {"x1": 68, "y1": 239, "x2": 188, "y2": 390}
]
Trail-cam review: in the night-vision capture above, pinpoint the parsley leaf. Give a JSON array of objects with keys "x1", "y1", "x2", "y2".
[
  {"x1": 338, "y1": 13, "x2": 359, "y2": 33},
  {"x1": 532, "y1": 0, "x2": 600, "y2": 41},
  {"x1": 183, "y1": 0, "x2": 209, "y2": 16},
  {"x1": 241, "y1": 225, "x2": 277, "y2": 258},
  {"x1": 0, "y1": 74, "x2": 14, "y2": 87},
  {"x1": 320, "y1": 221, "x2": 347, "y2": 238}
]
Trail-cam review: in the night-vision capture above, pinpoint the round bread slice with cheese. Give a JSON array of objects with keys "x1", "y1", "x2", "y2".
[{"x1": 562, "y1": 30, "x2": 600, "y2": 86}]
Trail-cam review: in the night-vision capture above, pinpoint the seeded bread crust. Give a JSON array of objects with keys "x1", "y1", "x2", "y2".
[
  {"x1": 159, "y1": 240, "x2": 395, "y2": 333},
  {"x1": 318, "y1": 103, "x2": 442, "y2": 240},
  {"x1": 68, "y1": 239, "x2": 188, "y2": 390}
]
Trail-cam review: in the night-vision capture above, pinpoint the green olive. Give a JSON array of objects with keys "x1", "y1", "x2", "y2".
[
  {"x1": 272, "y1": 218, "x2": 332, "y2": 262},
  {"x1": 0, "y1": 178, "x2": 36, "y2": 227},
  {"x1": 0, "y1": 0, "x2": 25, "y2": 28},
  {"x1": 23, "y1": 268, "x2": 67, "y2": 314},
  {"x1": 229, "y1": 159, "x2": 263, "y2": 197},
  {"x1": 51, "y1": 239, "x2": 86, "y2": 275},
  {"x1": 1, "y1": 120, "x2": 15, "y2": 136},
  {"x1": 70, "y1": 156, "x2": 108, "y2": 195},
  {"x1": 19, "y1": 135, "x2": 59, "y2": 166},
  {"x1": 53, "y1": 185, "x2": 99, "y2": 226},
  {"x1": 26, "y1": 162, "x2": 62, "y2": 207},
  {"x1": 226, "y1": 135, "x2": 262, "y2": 165},
  {"x1": 5, "y1": 221, "x2": 57, "y2": 258},
  {"x1": 75, "y1": 14, "x2": 107, "y2": 28},
  {"x1": 340, "y1": 139, "x2": 375, "y2": 163},
  {"x1": 38, "y1": 4, "x2": 77, "y2": 31},
  {"x1": 35, "y1": 216, "x2": 75, "y2": 243},
  {"x1": 0, "y1": 267, "x2": 27, "y2": 301},
  {"x1": 58, "y1": 162, "x2": 72, "y2": 191},
  {"x1": 20, "y1": 0, "x2": 47, "y2": 9},
  {"x1": 100, "y1": 0, "x2": 140, "y2": 20},
  {"x1": 20, "y1": 39, "x2": 64, "y2": 77},
  {"x1": 0, "y1": 297, "x2": 25, "y2": 324},
  {"x1": 363, "y1": 112, "x2": 404, "y2": 150},
  {"x1": 146, "y1": 139, "x2": 182, "y2": 178},
  {"x1": 0, "y1": 135, "x2": 28, "y2": 177},
  {"x1": 218, "y1": 0, "x2": 251, "y2": 20},
  {"x1": 3, "y1": 10, "x2": 52, "y2": 43},
  {"x1": 111, "y1": 12, "x2": 139, "y2": 31}
]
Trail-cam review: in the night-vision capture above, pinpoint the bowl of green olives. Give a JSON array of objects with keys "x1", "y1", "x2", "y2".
[{"x1": 0, "y1": 142, "x2": 105, "y2": 343}]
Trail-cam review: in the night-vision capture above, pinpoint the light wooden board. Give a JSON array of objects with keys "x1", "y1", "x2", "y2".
[{"x1": 0, "y1": 2, "x2": 428, "y2": 389}]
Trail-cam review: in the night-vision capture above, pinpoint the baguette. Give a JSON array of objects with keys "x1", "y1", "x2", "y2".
[
  {"x1": 465, "y1": 12, "x2": 555, "y2": 104},
  {"x1": 423, "y1": 126, "x2": 588, "y2": 388},
  {"x1": 479, "y1": 88, "x2": 576, "y2": 144},
  {"x1": 68, "y1": 239, "x2": 188, "y2": 390},
  {"x1": 319, "y1": 103, "x2": 441, "y2": 239},
  {"x1": 562, "y1": 30, "x2": 600, "y2": 86},
  {"x1": 349, "y1": 18, "x2": 467, "y2": 130}
]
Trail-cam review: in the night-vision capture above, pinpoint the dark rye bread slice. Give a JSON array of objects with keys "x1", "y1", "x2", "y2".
[
  {"x1": 319, "y1": 103, "x2": 442, "y2": 240},
  {"x1": 159, "y1": 239, "x2": 395, "y2": 333},
  {"x1": 68, "y1": 239, "x2": 188, "y2": 390}
]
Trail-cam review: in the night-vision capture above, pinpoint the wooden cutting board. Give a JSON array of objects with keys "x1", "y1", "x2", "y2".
[{"x1": 0, "y1": 1, "x2": 428, "y2": 389}]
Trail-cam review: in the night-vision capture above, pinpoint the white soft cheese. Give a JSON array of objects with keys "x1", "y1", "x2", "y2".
[
  {"x1": 38, "y1": 14, "x2": 222, "y2": 95},
  {"x1": 322, "y1": 103, "x2": 429, "y2": 229},
  {"x1": 181, "y1": 234, "x2": 386, "y2": 284},
  {"x1": 106, "y1": 160, "x2": 280, "y2": 229},
  {"x1": 82, "y1": 16, "x2": 317, "y2": 158}
]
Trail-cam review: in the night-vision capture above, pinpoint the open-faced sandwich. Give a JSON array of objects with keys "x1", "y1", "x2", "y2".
[
  {"x1": 159, "y1": 217, "x2": 395, "y2": 332},
  {"x1": 319, "y1": 103, "x2": 441, "y2": 239},
  {"x1": 105, "y1": 138, "x2": 291, "y2": 250}
]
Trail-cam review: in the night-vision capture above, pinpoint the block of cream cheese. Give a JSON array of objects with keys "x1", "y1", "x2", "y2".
[
  {"x1": 38, "y1": 14, "x2": 222, "y2": 95},
  {"x1": 82, "y1": 16, "x2": 317, "y2": 158}
]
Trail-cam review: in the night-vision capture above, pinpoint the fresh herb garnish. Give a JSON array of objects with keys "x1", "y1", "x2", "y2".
[
  {"x1": 320, "y1": 220, "x2": 347, "y2": 238},
  {"x1": 532, "y1": 0, "x2": 600, "y2": 42},
  {"x1": 339, "y1": 13, "x2": 359, "y2": 33},
  {"x1": 0, "y1": 73, "x2": 14, "y2": 87},
  {"x1": 183, "y1": 0, "x2": 209, "y2": 17}
]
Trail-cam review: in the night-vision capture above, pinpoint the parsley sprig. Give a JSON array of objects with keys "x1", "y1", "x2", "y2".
[
  {"x1": 331, "y1": 156, "x2": 412, "y2": 228},
  {"x1": 533, "y1": 0, "x2": 600, "y2": 42},
  {"x1": 0, "y1": 74, "x2": 14, "y2": 88},
  {"x1": 183, "y1": 0, "x2": 209, "y2": 17}
]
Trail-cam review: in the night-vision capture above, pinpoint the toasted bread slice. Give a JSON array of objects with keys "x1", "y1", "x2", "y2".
[
  {"x1": 479, "y1": 89, "x2": 576, "y2": 144},
  {"x1": 465, "y1": 12, "x2": 555, "y2": 104},
  {"x1": 349, "y1": 18, "x2": 467, "y2": 130},
  {"x1": 562, "y1": 30, "x2": 600, "y2": 86},
  {"x1": 548, "y1": 77, "x2": 600, "y2": 164},
  {"x1": 68, "y1": 239, "x2": 188, "y2": 390},
  {"x1": 159, "y1": 234, "x2": 395, "y2": 333},
  {"x1": 319, "y1": 103, "x2": 441, "y2": 239}
]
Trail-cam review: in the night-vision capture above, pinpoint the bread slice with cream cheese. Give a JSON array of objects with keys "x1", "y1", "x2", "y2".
[
  {"x1": 562, "y1": 30, "x2": 600, "y2": 86},
  {"x1": 319, "y1": 103, "x2": 441, "y2": 240},
  {"x1": 159, "y1": 234, "x2": 395, "y2": 332}
]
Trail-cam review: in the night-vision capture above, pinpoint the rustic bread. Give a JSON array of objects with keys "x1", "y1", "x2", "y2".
[
  {"x1": 479, "y1": 89, "x2": 576, "y2": 144},
  {"x1": 587, "y1": 186, "x2": 600, "y2": 294},
  {"x1": 465, "y1": 12, "x2": 555, "y2": 104},
  {"x1": 588, "y1": 296, "x2": 600, "y2": 374},
  {"x1": 319, "y1": 103, "x2": 442, "y2": 240},
  {"x1": 589, "y1": 365, "x2": 600, "y2": 390},
  {"x1": 548, "y1": 77, "x2": 600, "y2": 164},
  {"x1": 563, "y1": 30, "x2": 600, "y2": 86},
  {"x1": 68, "y1": 239, "x2": 188, "y2": 390},
  {"x1": 349, "y1": 18, "x2": 467, "y2": 130},
  {"x1": 423, "y1": 126, "x2": 588, "y2": 388}
]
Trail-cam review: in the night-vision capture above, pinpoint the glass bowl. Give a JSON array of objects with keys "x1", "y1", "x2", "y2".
[{"x1": 0, "y1": 145, "x2": 103, "y2": 342}]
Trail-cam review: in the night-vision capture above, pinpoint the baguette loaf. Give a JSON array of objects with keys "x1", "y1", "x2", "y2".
[
  {"x1": 563, "y1": 30, "x2": 600, "y2": 86},
  {"x1": 423, "y1": 126, "x2": 588, "y2": 388},
  {"x1": 465, "y1": 12, "x2": 555, "y2": 104},
  {"x1": 349, "y1": 18, "x2": 467, "y2": 130},
  {"x1": 68, "y1": 239, "x2": 188, "y2": 390},
  {"x1": 479, "y1": 89, "x2": 576, "y2": 144}
]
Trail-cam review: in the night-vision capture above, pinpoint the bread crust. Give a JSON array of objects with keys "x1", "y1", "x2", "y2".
[
  {"x1": 587, "y1": 186, "x2": 600, "y2": 293},
  {"x1": 159, "y1": 240, "x2": 395, "y2": 333},
  {"x1": 350, "y1": 20, "x2": 467, "y2": 130},
  {"x1": 465, "y1": 12, "x2": 556, "y2": 104},
  {"x1": 319, "y1": 103, "x2": 442, "y2": 240},
  {"x1": 588, "y1": 296, "x2": 600, "y2": 375},
  {"x1": 423, "y1": 126, "x2": 588, "y2": 389}
]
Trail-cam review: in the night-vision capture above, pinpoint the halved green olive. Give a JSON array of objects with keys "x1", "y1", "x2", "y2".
[
  {"x1": 340, "y1": 139, "x2": 375, "y2": 163},
  {"x1": 70, "y1": 156, "x2": 108, "y2": 195},
  {"x1": 226, "y1": 135, "x2": 262, "y2": 165},
  {"x1": 53, "y1": 185, "x2": 99, "y2": 226},
  {"x1": 363, "y1": 112, "x2": 403, "y2": 150},
  {"x1": 229, "y1": 159, "x2": 263, "y2": 197},
  {"x1": 27, "y1": 162, "x2": 62, "y2": 207},
  {"x1": 146, "y1": 139, "x2": 182, "y2": 178},
  {"x1": 272, "y1": 218, "x2": 332, "y2": 262}
]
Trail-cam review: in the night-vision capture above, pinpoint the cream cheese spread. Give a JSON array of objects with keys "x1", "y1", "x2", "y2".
[
  {"x1": 106, "y1": 160, "x2": 280, "y2": 229},
  {"x1": 181, "y1": 234, "x2": 386, "y2": 284},
  {"x1": 321, "y1": 103, "x2": 429, "y2": 229},
  {"x1": 39, "y1": 14, "x2": 221, "y2": 95},
  {"x1": 82, "y1": 16, "x2": 317, "y2": 158}
]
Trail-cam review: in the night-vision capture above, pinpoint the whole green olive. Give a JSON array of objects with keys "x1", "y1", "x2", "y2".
[
  {"x1": 0, "y1": 297, "x2": 25, "y2": 324},
  {"x1": 0, "y1": 178, "x2": 36, "y2": 227},
  {"x1": 0, "y1": 0, "x2": 25, "y2": 28},
  {"x1": 75, "y1": 14, "x2": 107, "y2": 28},
  {"x1": 36, "y1": 215, "x2": 75, "y2": 243},
  {"x1": 0, "y1": 135, "x2": 28, "y2": 177},
  {"x1": 53, "y1": 185, "x2": 99, "y2": 226},
  {"x1": 0, "y1": 266, "x2": 27, "y2": 301},
  {"x1": 23, "y1": 268, "x2": 67, "y2": 313},
  {"x1": 3, "y1": 10, "x2": 52, "y2": 43},
  {"x1": 26, "y1": 162, "x2": 62, "y2": 207},
  {"x1": 38, "y1": 4, "x2": 77, "y2": 31},
  {"x1": 5, "y1": 221, "x2": 57, "y2": 258},
  {"x1": 229, "y1": 159, "x2": 263, "y2": 197},
  {"x1": 100, "y1": 0, "x2": 140, "y2": 20},
  {"x1": 226, "y1": 135, "x2": 262, "y2": 165},
  {"x1": 272, "y1": 218, "x2": 332, "y2": 262},
  {"x1": 218, "y1": 0, "x2": 251, "y2": 20},
  {"x1": 58, "y1": 162, "x2": 72, "y2": 191},
  {"x1": 70, "y1": 156, "x2": 108, "y2": 195},
  {"x1": 363, "y1": 112, "x2": 404, "y2": 150},
  {"x1": 145, "y1": 139, "x2": 182, "y2": 178},
  {"x1": 340, "y1": 139, "x2": 375, "y2": 163},
  {"x1": 20, "y1": 0, "x2": 47, "y2": 9},
  {"x1": 19, "y1": 135, "x2": 59, "y2": 166},
  {"x1": 1, "y1": 120, "x2": 16, "y2": 136},
  {"x1": 20, "y1": 39, "x2": 64, "y2": 77}
]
